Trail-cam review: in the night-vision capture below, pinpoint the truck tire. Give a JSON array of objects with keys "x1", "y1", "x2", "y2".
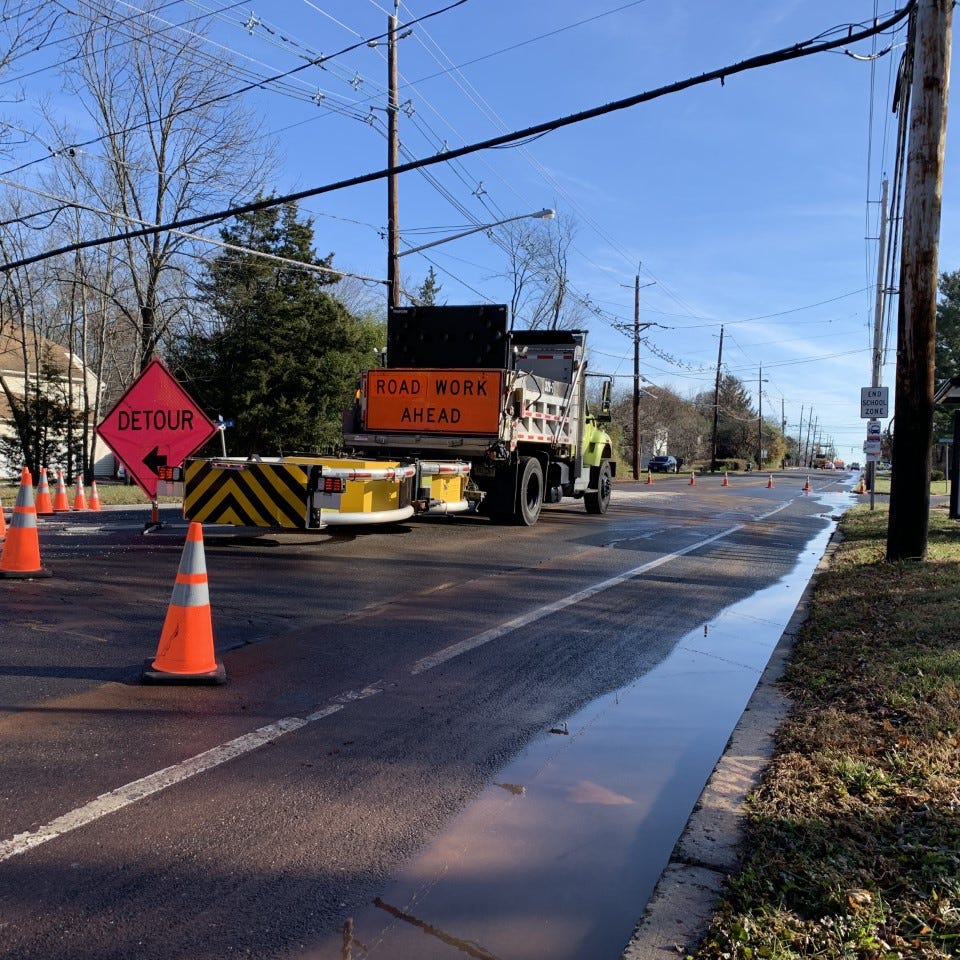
[
  {"x1": 514, "y1": 456, "x2": 544, "y2": 526},
  {"x1": 585, "y1": 460, "x2": 612, "y2": 515}
]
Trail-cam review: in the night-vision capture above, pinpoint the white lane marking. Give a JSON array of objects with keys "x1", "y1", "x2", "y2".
[
  {"x1": 0, "y1": 690, "x2": 382, "y2": 863},
  {"x1": 1, "y1": 515, "x2": 768, "y2": 862},
  {"x1": 410, "y1": 524, "x2": 744, "y2": 675}
]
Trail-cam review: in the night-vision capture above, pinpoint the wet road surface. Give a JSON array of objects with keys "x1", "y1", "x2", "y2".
[{"x1": 0, "y1": 471, "x2": 856, "y2": 959}]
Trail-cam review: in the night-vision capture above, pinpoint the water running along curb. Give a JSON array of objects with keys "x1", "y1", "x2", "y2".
[{"x1": 620, "y1": 528, "x2": 842, "y2": 959}]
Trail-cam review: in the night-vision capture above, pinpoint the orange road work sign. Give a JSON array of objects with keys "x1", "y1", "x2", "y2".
[{"x1": 364, "y1": 369, "x2": 504, "y2": 435}]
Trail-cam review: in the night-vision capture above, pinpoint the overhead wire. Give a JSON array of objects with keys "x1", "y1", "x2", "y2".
[
  {"x1": 0, "y1": 2, "x2": 915, "y2": 280},
  {"x1": 0, "y1": 0, "x2": 467, "y2": 179}
]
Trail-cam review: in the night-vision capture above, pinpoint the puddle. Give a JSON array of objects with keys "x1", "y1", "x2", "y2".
[{"x1": 309, "y1": 509, "x2": 841, "y2": 960}]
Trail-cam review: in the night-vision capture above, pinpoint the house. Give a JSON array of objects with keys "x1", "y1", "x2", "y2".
[{"x1": 0, "y1": 329, "x2": 114, "y2": 479}]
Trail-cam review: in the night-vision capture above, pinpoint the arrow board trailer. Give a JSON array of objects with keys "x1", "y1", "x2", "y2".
[{"x1": 181, "y1": 455, "x2": 472, "y2": 529}]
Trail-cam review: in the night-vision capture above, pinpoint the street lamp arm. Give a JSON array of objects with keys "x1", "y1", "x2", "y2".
[{"x1": 397, "y1": 208, "x2": 555, "y2": 258}]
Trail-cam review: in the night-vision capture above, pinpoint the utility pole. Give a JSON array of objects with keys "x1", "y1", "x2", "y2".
[
  {"x1": 757, "y1": 366, "x2": 768, "y2": 469},
  {"x1": 888, "y1": 0, "x2": 953, "y2": 562},
  {"x1": 781, "y1": 398, "x2": 786, "y2": 468},
  {"x1": 867, "y1": 178, "x2": 889, "y2": 507},
  {"x1": 620, "y1": 268, "x2": 654, "y2": 479},
  {"x1": 797, "y1": 403, "x2": 804, "y2": 469},
  {"x1": 758, "y1": 368, "x2": 763, "y2": 470},
  {"x1": 632, "y1": 274, "x2": 640, "y2": 479},
  {"x1": 710, "y1": 325, "x2": 724, "y2": 472},
  {"x1": 386, "y1": 9, "x2": 400, "y2": 310}
]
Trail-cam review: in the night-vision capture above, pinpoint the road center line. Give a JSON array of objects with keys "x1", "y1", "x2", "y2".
[{"x1": 410, "y1": 523, "x2": 744, "y2": 675}]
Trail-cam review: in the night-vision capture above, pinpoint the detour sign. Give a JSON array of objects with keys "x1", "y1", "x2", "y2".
[
  {"x1": 365, "y1": 369, "x2": 503, "y2": 435},
  {"x1": 96, "y1": 358, "x2": 217, "y2": 497}
]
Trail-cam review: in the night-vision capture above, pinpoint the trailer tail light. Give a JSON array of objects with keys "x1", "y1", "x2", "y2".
[{"x1": 322, "y1": 476, "x2": 344, "y2": 494}]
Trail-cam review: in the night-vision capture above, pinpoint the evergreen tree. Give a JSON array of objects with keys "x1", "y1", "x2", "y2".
[
  {"x1": 694, "y1": 374, "x2": 758, "y2": 462},
  {"x1": 935, "y1": 270, "x2": 960, "y2": 440},
  {"x1": 172, "y1": 201, "x2": 382, "y2": 454},
  {"x1": 416, "y1": 266, "x2": 442, "y2": 306}
]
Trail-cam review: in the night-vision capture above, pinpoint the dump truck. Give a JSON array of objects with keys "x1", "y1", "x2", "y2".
[
  {"x1": 342, "y1": 304, "x2": 616, "y2": 526},
  {"x1": 181, "y1": 304, "x2": 615, "y2": 529}
]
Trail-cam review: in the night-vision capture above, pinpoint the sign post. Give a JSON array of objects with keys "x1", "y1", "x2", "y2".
[
  {"x1": 861, "y1": 389, "x2": 889, "y2": 512},
  {"x1": 96, "y1": 359, "x2": 217, "y2": 529}
]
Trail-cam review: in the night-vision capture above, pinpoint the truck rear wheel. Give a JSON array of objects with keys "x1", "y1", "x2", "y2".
[
  {"x1": 585, "y1": 460, "x2": 612, "y2": 515},
  {"x1": 514, "y1": 456, "x2": 544, "y2": 526}
]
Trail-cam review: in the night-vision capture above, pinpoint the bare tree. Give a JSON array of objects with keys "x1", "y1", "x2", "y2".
[
  {"x1": 56, "y1": 0, "x2": 274, "y2": 371},
  {"x1": 494, "y1": 213, "x2": 585, "y2": 330}
]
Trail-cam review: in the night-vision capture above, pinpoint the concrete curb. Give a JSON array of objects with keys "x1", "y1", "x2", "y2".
[{"x1": 620, "y1": 530, "x2": 843, "y2": 959}]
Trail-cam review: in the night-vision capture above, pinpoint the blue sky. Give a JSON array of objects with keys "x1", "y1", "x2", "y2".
[{"x1": 11, "y1": 1, "x2": 957, "y2": 460}]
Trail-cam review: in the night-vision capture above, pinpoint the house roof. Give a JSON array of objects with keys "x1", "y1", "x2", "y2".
[{"x1": 0, "y1": 330, "x2": 88, "y2": 421}]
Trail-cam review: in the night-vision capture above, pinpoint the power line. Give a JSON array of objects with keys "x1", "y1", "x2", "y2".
[
  {"x1": 0, "y1": 0, "x2": 467, "y2": 179},
  {"x1": 0, "y1": 2, "x2": 914, "y2": 274}
]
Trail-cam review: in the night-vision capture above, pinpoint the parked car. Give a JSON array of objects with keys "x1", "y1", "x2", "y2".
[{"x1": 648, "y1": 455, "x2": 678, "y2": 473}]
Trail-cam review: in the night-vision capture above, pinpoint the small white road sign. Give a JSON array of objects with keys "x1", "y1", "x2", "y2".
[{"x1": 861, "y1": 386, "x2": 889, "y2": 419}]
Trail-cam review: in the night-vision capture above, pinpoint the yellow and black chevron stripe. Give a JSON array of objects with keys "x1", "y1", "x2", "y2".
[{"x1": 183, "y1": 459, "x2": 309, "y2": 528}]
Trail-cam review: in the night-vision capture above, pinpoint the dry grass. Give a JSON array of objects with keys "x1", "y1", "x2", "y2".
[{"x1": 691, "y1": 505, "x2": 960, "y2": 959}]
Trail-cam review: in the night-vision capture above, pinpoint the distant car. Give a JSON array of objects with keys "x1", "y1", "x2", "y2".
[
  {"x1": 850, "y1": 462, "x2": 861, "y2": 470},
  {"x1": 648, "y1": 455, "x2": 678, "y2": 473}
]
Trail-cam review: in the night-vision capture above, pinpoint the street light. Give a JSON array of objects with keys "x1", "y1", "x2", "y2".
[{"x1": 396, "y1": 208, "x2": 555, "y2": 259}]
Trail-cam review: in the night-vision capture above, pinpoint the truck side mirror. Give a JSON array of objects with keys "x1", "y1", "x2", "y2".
[{"x1": 598, "y1": 379, "x2": 612, "y2": 422}]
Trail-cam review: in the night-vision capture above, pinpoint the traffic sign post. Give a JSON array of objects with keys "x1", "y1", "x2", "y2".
[{"x1": 96, "y1": 359, "x2": 217, "y2": 524}]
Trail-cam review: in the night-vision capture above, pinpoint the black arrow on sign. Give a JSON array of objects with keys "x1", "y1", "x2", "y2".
[{"x1": 143, "y1": 446, "x2": 168, "y2": 476}]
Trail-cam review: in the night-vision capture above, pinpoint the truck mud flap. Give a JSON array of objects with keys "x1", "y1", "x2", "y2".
[{"x1": 183, "y1": 460, "x2": 309, "y2": 529}]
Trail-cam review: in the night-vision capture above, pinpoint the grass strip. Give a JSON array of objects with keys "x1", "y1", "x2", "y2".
[
  {"x1": 0, "y1": 482, "x2": 178, "y2": 505},
  {"x1": 691, "y1": 504, "x2": 960, "y2": 960}
]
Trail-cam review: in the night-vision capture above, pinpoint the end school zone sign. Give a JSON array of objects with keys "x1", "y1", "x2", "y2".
[{"x1": 364, "y1": 369, "x2": 504, "y2": 435}]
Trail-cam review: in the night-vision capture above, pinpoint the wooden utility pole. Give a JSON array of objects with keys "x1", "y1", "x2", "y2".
[
  {"x1": 624, "y1": 270, "x2": 654, "y2": 479},
  {"x1": 797, "y1": 403, "x2": 804, "y2": 468},
  {"x1": 757, "y1": 366, "x2": 768, "y2": 469},
  {"x1": 710, "y1": 325, "x2": 724, "y2": 472},
  {"x1": 386, "y1": 11, "x2": 400, "y2": 309},
  {"x1": 632, "y1": 274, "x2": 640, "y2": 479},
  {"x1": 887, "y1": 0, "x2": 953, "y2": 562}
]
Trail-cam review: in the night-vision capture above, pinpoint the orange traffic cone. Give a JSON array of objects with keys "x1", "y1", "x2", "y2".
[
  {"x1": 722, "y1": 472, "x2": 729, "y2": 487},
  {"x1": 142, "y1": 522, "x2": 225, "y2": 684},
  {"x1": 803, "y1": 476, "x2": 812, "y2": 493},
  {"x1": 645, "y1": 471, "x2": 653, "y2": 485},
  {"x1": 52, "y1": 470, "x2": 70, "y2": 512},
  {"x1": 689, "y1": 472, "x2": 696, "y2": 486},
  {"x1": 72, "y1": 479, "x2": 88, "y2": 511},
  {"x1": 35, "y1": 467, "x2": 54, "y2": 516},
  {"x1": 88, "y1": 481, "x2": 102, "y2": 511},
  {"x1": 0, "y1": 493, "x2": 6, "y2": 539},
  {"x1": 0, "y1": 468, "x2": 51, "y2": 579},
  {"x1": 767, "y1": 474, "x2": 774, "y2": 489}
]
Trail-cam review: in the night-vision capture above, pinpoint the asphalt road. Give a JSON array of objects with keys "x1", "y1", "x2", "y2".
[{"x1": 0, "y1": 471, "x2": 853, "y2": 960}]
